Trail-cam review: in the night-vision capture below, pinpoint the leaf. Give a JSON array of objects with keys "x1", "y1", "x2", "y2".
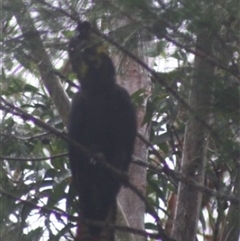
[
  {"x1": 23, "y1": 84, "x2": 39, "y2": 93},
  {"x1": 46, "y1": 177, "x2": 69, "y2": 209},
  {"x1": 62, "y1": 30, "x2": 75, "y2": 38}
]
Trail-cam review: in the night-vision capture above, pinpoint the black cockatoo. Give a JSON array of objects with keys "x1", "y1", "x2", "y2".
[{"x1": 67, "y1": 21, "x2": 136, "y2": 241}]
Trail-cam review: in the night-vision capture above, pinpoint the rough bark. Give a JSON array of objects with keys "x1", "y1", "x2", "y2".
[
  {"x1": 12, "y1": 0, "x2": 70, "y2": 126},
  {"x1": 116, "y1": 56, "x2": 149, "y2": 241},
  {"x1": 171, "y1": 29, "x2": 215, "y2": 240}
]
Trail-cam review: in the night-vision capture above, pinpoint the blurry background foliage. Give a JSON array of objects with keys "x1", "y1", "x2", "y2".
[{"x1": 1, "y1": 0, "x2": 239, "y2": 240}]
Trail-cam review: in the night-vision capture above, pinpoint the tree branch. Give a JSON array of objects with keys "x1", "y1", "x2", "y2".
[{"x1": 11, "y1": 0, "x2": 70, "y2": 126}]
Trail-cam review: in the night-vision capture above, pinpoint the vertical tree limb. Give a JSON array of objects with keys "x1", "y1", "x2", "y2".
[
  {"x1": 12, "y1": 0, "x2": 70, "y2": 125},
  {"x1": 171, "y1": 28, "x2": 215, "y2": 240},
  {"x1": 116, "y1": 54, "x2": 149, "y2": 241}
]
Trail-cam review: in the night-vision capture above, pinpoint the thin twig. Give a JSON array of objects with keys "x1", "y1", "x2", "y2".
[
  {"x1": 132, "y1": 159, "x2": 240, "y2": 205},
  {"x1": 0, "y1": 97, "x2": 166, "y2": 236},
  {"x1": 0, "y1": 153, "x2": 68, "y2": 161},
  {"x1": 0, "y1": 186, "x2": 175, "y2": 241}
]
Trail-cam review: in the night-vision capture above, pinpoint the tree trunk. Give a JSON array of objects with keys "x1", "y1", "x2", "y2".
[
  {"x1": 116, "y1": 54, "x2": 149, "y2": 241},
  {"x1": 171, "y1": 29, "x2": 215, "y2": 240},
  {"x1": 12, "y1": 0, "x2": 70, "y2": 125}
]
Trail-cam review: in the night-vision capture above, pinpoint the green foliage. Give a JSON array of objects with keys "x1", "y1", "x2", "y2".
[{"x1": 1, "y1": 0, "x2": 239, "y2": 240}]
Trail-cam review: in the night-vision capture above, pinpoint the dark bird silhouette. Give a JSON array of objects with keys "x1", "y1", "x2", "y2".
[{"x1": 68, "y1": 21, "x2": 136, "y2": 241}]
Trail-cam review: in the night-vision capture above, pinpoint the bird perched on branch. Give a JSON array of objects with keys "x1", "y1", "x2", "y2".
[{"x1": 68, "y1": 21, "x2": 137, "y2": 241}]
